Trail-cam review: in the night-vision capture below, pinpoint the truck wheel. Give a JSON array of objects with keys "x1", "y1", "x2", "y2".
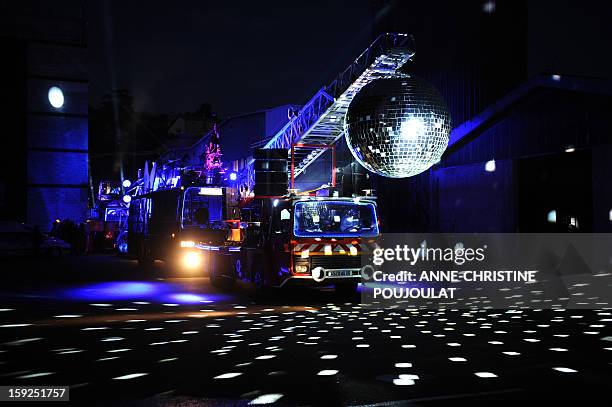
[
  {"x1": 163, "y1": 257, "x2": 180, "y2": 277},
  {"x1": 210, "y1": 268, "x2": 223, "y2": 287},
  {"x1": 209, "y1": 255, "x2": 222, "y2": 287},
  {"x1": 335, "y1": 282, "x2": 359, "y2": 299},
  {"x1": 253, "y1": 269, "x2": 264, "y2": 289},
  {"x1": 137, "y1": 256, "x2": 154, "y2": 267},
  {"x1": 253, "y1": 268, "x2": 271, "y2": 298},
  {"x1": 137, "y1": 242, "x2": 153, "y2": 268},
  {"x1": 210, "y1": 254, "x2": 230, "y2": 288}
]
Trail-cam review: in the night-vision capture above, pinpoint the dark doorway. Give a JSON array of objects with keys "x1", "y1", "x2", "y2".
[{"x1": 517, "y1": 151, "x2": 593, "y2": 232}]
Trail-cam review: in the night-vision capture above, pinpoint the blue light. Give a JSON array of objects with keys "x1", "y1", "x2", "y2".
[
  {"x1": 61, "y1": 281, "x2": 228, "y2": 304},
  {"x1": 164, "y1": 293, "x2": 209, "y2": 304},
  {"x1": 229, "y1": 172, "x2": 237, "y2": 181},
  {"x1": 64, "y1": 282, "x2": 162, "y2": 301}
]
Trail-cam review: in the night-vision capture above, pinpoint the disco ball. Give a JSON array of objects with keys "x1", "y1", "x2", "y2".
[{"x1": 344, "y1": 76, "x2": 451, "y2": 178}]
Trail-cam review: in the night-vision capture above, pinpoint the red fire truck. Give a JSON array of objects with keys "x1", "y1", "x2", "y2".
[
  {"x1": 204, "y1": 192, "x2": 379, "y2": 295},
  {"x1": 124, "y1": 33, "x2": 416, "y2": 293},
  {"x1": 126, "y1": 159, "x2": 379, "y2": 296}
]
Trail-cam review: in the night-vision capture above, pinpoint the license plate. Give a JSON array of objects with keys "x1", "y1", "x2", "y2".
[{"x1": 327, "y1": 270, "x2": 352, "y2": 277}]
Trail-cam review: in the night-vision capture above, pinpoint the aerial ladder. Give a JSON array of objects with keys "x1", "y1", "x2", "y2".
[{"x1": 240, "y1": 32, "x2": 414, "y2": 191}]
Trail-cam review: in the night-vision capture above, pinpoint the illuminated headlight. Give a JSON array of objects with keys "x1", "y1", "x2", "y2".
[
  {"x1": 294, "y1": 263, "x2": 309, "y2": 274},
  {"x1": 180, "y1": 240, "x2": 195, "y2": 248},
  {"x1": 182, "y1": 251, "x2": 203, "y2": 269}
]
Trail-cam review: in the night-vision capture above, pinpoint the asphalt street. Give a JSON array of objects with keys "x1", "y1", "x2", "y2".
[{"x1": 0, "y1": 255, "x2": 610, "y2": 406}]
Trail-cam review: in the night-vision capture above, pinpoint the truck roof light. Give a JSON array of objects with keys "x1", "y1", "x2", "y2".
[{"x1": 199, "y1": 187, "x2": 222, "y2": 196}]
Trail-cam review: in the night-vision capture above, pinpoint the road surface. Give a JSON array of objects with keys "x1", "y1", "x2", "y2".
[{"x1": 0, "y1": 255, "x2": 610, "y2": 405}]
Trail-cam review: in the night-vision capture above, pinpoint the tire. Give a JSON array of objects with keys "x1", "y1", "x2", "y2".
[
  {"x1": 137, "y1": 241, "x2": 154, "y2": 268},
  {"x1": 253, "y1": 267, "x2": 272, "y2": 298},
  {"x1": 210, "y1": 253, "x2": 229, "y2": 288},
  {"x1": 253, "y1": 268, "x2": 264, "y2": 290},
  {"x1": 163, "y1": 257, "x2": 180, "y2": 277},
  {"x1": 137, "y1": 256, "x2": 154, "y2": 267},
  {"x1": 210, "y1": 266, "x2": 223, "y2": 287}
]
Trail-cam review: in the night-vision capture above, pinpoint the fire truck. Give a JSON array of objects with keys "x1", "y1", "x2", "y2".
[
  {"x1": 125, "y1": 33, "x2": 411, "y2": 294},
  {"x1": 206, "y1": 191, "x2": 379, "y2": 294},
  {"x1": 126, "y1": 154, "x2": 379, "y2": 295},
  {"x1": 126, "y1": 163, "x2": 239, "y2": 271}
]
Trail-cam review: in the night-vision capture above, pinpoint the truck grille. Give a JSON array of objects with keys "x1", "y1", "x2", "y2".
[{"x1": 309, "y1": 256, "x2": 362, "y2": 270}]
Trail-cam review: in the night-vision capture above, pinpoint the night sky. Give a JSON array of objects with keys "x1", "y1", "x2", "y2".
[
  {"x1": 88, "y1": 0, "x2": 612, "y2": 118},
  {"x1": 88, "y1": 0, "x2": 374, "y2": 116}
]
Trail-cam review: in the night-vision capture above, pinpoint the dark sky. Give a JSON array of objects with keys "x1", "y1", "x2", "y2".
[
  {"x1": 527, "y1": 0, "x2": 612, "y2": 79},
  {"x1": 88, "y1": 0, "x2": 374, "y2": 116},
  {"x1": 88, "y1": 0, "x2": 612, "y2": 118}
]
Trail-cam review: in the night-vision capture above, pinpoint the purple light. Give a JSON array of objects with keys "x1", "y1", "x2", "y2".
[
  {"x1": 229, "y1": 172, "x2": 237, "y2": 181},
  {"x1": 59, "y1": 281, "x2": 228, "y2": 304}
]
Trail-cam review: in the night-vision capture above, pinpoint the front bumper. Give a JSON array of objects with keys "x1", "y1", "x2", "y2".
[{"x1": 279, "y1": 268, "x2": 362, "y2": 287}]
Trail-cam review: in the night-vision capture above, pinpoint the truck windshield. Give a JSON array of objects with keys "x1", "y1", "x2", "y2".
[
  {"x1": 182, "y1": 187, "x2": 223, "y2": 228},
  {"x1": 293, "y1": 200, "x2": 379, "y2": 238}
]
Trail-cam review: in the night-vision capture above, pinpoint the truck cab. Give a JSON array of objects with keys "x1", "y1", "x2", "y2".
[
  {"x1": 127, "y1": 185, "x2": 234, "y2": 273},
  {"x1": 206, "y1": 195, "x2": 379, "y2": 295}
]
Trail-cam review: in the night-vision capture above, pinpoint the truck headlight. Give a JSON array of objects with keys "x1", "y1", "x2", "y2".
[
  {"x1": 182, "y1": 251, "x2": 202, "y2": 269},
  {"x1": 294, "y1": 263, "x2": 309, "y2": 274},
  {"x1": 180, "y1": 240, "x2": 195, "y2": 248}
]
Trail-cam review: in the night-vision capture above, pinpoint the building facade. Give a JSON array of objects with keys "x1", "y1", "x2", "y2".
[
  {"x1": 163, "y1": 104, "x2": 300, "y2": 173},
  {"x1": 376, "y1": 76, "x2": 612, "y2": 233},
  {"x1": 0, "y1": 0, "x2": 89, "y2": 230}
]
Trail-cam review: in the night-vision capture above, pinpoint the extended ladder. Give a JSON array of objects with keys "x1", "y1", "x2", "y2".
[{"x1": 243, "y1": 33, "x2": 414, "y2": 189}]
